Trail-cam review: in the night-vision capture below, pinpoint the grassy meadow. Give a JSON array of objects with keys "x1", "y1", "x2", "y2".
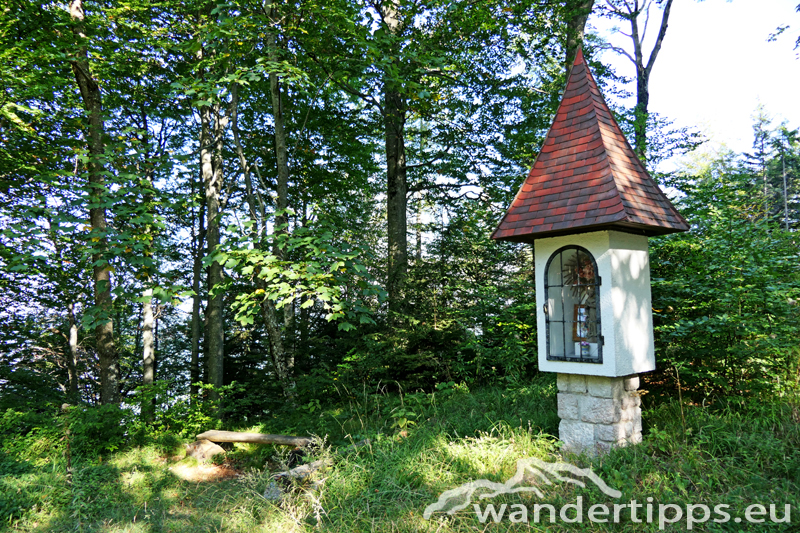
[{"x1": 2, "y1": 375, "x2": 799, "y2": 532}]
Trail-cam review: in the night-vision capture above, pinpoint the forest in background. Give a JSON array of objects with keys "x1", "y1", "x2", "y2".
[{"x1": 1, "y1": 0, "x2": 799, "y2": 426}]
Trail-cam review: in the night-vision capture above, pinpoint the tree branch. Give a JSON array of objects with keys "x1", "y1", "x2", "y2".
[
  {"x1": 449, "y1": 189, "x2": 490, "y2": 202},
  {"x1": 640, "y1": 0, "x2": 652, "y2": 42},
  {"x1": 407, "y1": 181, "x2": 464, "y2": 194},
  {"x1": 644, "y1": 0, "x2": 673, "y2": 76},
  {"x1": 596, "y1": 42, "x2": 636, "y2": 65},
  {"x1": 404, "y1": 145, "x2": 452, "y2": 170},
  {"x1": 304, "y1": 51, "x2": 384, "y2": 115},
  {"x1": 293, "y1": 73, "x2": 333, "y2": 154}
]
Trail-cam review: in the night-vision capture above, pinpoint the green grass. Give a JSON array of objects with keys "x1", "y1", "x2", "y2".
[{"x1": 2, "y1": 376, "x2": 799, "y2": 532}]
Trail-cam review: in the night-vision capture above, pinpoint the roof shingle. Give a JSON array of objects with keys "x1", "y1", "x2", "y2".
[{"x1": 492, "y1": 48, "x2": 689, "y2": 242}]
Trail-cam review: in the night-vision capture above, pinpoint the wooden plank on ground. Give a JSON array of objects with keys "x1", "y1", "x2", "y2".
[{"x1": 196, "y1": 430, "x2": 312, "y2": 447}]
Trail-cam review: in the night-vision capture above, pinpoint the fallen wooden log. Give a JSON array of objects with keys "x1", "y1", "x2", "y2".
[{"x1": 196, "y1": 430, "x2": 312, "y2": 448}]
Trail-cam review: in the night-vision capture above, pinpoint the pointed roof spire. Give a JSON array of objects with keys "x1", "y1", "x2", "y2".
[
  {"x1": 573, "y1": 43, "x2": 585, "y2": 65},
  {"x1": 492, "y1": 47, "x2": 688, "y2": 242}
]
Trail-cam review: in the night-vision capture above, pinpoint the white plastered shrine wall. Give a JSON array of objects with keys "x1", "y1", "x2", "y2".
[{"x1": 534, "y1": 230, "x2": 655, "y2": 378}]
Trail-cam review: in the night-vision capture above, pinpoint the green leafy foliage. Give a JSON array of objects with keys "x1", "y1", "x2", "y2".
[
  {"x1": 652, "y1": 150, "x2": 800, "y2": 398},
  {"x1": 65, "y1": 404, "x2": 128, "y2": 458},
  {"x1": 218, "y1": 217, "x2": 385, "y2": 332},
  {"x1": 128, "y1": 381, "x2": 261, "y2": 440}
]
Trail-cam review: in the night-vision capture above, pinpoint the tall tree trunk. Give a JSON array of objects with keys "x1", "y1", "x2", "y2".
[
  {"x1": 634, "y1": 70, "x2": 651, "y2": 160},
  {"x1": 201, "y1": 102, "x2": 225, "y2": 405},
  {"x1": 381, "y1": 1, "x2": 408, "y2": 318},
  {"x1": 268, "y1": 31, "x2": 296, "y2": 380},
  {"x1": 190, "y1": 178, "x2": 206, "y2": 401},
  {"x1": 140, "y1": 153, "x2": 157, "y2": 420},
  {"x1": 270, "y1": 48, "x2": 289, "y2": 254},
  {"x1": 262, "y1": 300, "x2": 294, "y2": 399},
  {"x1": 50, "y1": 223, "x2": 80, "y2": 402},
  {"x1": 69, "y1": 0, "x2": 118, "y2": 404},
  {"x1": 564, "y1": 0, "x2": 595, "y2": 75},
  {"x1": 141, "y1": 292, "x2": 155, "y2": 386},
  {"x1": 385, "y1": 81, "x2": 407, "y2": 317}
]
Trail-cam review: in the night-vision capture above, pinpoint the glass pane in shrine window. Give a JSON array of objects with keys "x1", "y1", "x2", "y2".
[{"x1": 544, "y1": 246, "x2": 602, "y2": 363}]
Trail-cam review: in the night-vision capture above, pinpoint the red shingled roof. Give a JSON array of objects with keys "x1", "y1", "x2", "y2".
[{"x1": 492, "y1": 48, "x2": 689, "y2": 242}]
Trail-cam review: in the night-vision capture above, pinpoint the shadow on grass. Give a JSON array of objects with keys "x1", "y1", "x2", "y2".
[{"x1": 10, "y1": 449, "x2": 238, "y2": 533}]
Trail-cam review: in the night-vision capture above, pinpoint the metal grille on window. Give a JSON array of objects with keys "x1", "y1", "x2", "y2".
[{"x1": 544, "y1": 246, "x2": 602, "y2": 363}]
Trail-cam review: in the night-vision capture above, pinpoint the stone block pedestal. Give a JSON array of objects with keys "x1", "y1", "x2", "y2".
[{"x1": 557, "y1": 373, "x2": 642, "y2": 455}]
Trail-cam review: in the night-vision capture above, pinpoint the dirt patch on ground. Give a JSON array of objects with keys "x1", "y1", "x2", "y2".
[{"x1": 168, "y1": 462, "x2": 241, "y2": 482}]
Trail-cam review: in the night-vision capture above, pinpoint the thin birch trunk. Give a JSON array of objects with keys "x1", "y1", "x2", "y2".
[
  {"x1": 231, "y1": 81, "x2": 295, "y2": 401},
  {"x1": 414, "y1": 194, "x2": 422, "y2": 263},
  {"x1": 140, "y1": 145, "x2": 157, "y2": 419},
  {"x1": 141, "y1": 288, "x2": 155, "y2": 421},
  {"x1": 783, "y1": 152, "x2": 789, "y2": 231},
  {"x1": 67, "y1": 303, "x2": 79, "y2": 401}
]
